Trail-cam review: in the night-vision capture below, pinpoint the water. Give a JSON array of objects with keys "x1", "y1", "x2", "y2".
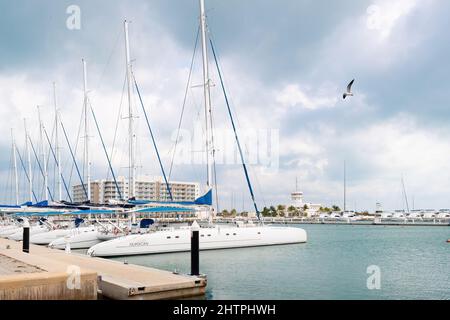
[{"x1": 108, "y1": 225, "x2": 450, "y2": 300}]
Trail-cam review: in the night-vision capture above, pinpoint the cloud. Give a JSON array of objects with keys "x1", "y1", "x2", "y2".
[
  {"x1": 275, "y1": 84, "x2": 338, "y2": 110},
  {"x1": 366, "y1": 0, "x2": 419, "y2": 40}
]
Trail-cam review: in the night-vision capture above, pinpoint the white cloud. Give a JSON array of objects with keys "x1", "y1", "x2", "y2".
[
  {"x1": 275, "y1": 84, "x2": 338, "y2": 110},
  {"x1": 366, "y1": 0, "x2": 420, "y2": 40}
]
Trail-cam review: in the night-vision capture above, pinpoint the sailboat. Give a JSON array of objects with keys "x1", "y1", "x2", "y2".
[{"x1": 87, "y1": 0, "x2": 307, "y2": 258}]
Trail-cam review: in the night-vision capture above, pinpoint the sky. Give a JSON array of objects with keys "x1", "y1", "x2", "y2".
[{"x1": 1, "y1": 0, "x2": 450, "y2": 212}]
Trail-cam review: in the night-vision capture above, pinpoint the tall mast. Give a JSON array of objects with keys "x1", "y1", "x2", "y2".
[
  {"x1": 401, "y1": 175, "x2": 410, "y2": 214},
  {"x1": 82, "y1": 59, "x2": 91, "y2": 202},
  {"x1": 343, "y1": 161, "x2": 346, "y2": 212},
  {"x1": 24, "y1": 119, "x2": 33, "y2": 203},
  {"x1": 124, "y1": 20, "x2": 136, "y2": 200},
  {"x1": 53, "y1": 82, "x2": 62, "y2": 201},
  {"x1": 11, "y1": 129, "x2": 19, "y2": 206},
  {"x1": 37, "y1": 106, "x2": 49, "y2": 202},
  {"x1": 199, "y1": 0, "x2": 213, "y2": 189}
]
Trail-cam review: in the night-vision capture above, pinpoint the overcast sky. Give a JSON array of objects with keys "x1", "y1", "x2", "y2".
[{"x1": 1, "y1": 0, "x2": 450, "y2": 212}]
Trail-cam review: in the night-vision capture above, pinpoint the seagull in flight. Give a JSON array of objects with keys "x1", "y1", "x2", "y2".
[{"x1": 343, "y1": 79, "x2": 355, "y2": 99}]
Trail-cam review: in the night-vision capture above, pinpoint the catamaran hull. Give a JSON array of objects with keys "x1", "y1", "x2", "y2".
[
  {"x1": 49, "y1": 229, "x2": 101, "y2": 250},
  {"x1": 30, "y1": 229, "x2": 73, "y2": 245},
  {"x1": 8, "y1": 226, "x2": 49, "y2": 241},
  {"x1": 0, "y1": 227, "x2": 23, "y2": 237},
  {"x1": 87, "y1": 226, "x2": 307, "y2": 257}
]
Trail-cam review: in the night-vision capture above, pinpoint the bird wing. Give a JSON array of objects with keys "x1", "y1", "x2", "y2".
[{"x1": 347, "y1": 79, "x2": 355, "y2": 92}]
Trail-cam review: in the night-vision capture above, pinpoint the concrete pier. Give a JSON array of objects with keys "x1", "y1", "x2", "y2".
[{"x1": 0, "y1": 238, "x2": 206, "y2": 300}]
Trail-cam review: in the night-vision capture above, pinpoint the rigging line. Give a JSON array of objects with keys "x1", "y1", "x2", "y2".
[
  {"x1": 43, "y1": 127, "x2": 73, "y2": 203},
  {"x1": 88, "y1": 100, "x2": 123, "y2": 200},
  {"x1": 16, "y1": 148, "x2": 38, "y2": 203},
  {"x1": 28, "y1": 137, "x2": 54, "y2": 202},
  {"x1": 4, "y1": 147, "x2": 13, "y2": 204},
  {"x1": 94, "y1": 25, "x2": 122, "y2": 92},
  {"x1": 209, "y1": 38, "x2": 261, "y2": 220},
  {"x1": 207, "y1": 82, "x2": 220, "y2": 214},
  {"x1": 107, "y1": 73, "x2": 127, "y2": 181},
  {"x1": 208, "y1": 32, "x2": 268, "y2": 211},
  {"x1": 67, "y1": 104, "x2": 85, "y2": 190},
  {"x1": 168, "y1": 25, "x2": 201, "y2": 182},
  {"x1": 47, "y1": 121, "x2": 56, "y2": 197},
  {"x1": 60, "y1": 117, "x2": 89, "y2": 201},
  {"x1": 132, "y1": 73, "x2": 173, "y2": 201}
]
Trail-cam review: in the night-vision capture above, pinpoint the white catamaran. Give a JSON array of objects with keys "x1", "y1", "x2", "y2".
[{"x1": 88, "y1": 0, "x2": 307, "y2": 257}]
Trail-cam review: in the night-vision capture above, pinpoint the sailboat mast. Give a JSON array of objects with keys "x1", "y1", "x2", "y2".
[
  {"x1": 401, "y1": 175, "x2": 410, "y2": 213},
  {"x1": 24, "y1": 119, "x2": 33, "y2": 203},
  {"x1": 37, "y1": 106, "x2": 49, "y2": 202},
  {"x1": 343, "y1": 161, "x2": 346, "y2": 212},
  {"x1": 199, "y1": 0, "x2": 213, "y2": 189},
  {"x1": 82, "y1": 59, "x2": 91, "y2": 202},
  {"x1": 53, "y1": 82, "x2": 62, "y2": 201},
  {"x1": 11, "y1": 129, "x2": 19, "y2": 206},
  {"x1": 124, "y1": 20, "x2": 136, "y2": 200}
]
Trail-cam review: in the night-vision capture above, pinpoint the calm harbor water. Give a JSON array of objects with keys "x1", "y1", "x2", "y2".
[{"x1": 109, "y1": 225, "x2": 450, "y2": 300}]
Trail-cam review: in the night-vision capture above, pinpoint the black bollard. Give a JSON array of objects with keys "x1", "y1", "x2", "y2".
[
  {"x1": 23, "y1": 219, "x2": 30, "y2": 254},
  {"x1": 191, "y1": 221, "x2": 200, "y2": 276}
]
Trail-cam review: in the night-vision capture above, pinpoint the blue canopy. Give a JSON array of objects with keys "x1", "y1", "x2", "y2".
[
  {"x1": 14, "y1": 211, "x2": 66, "y2": 217},
  {"x1": 70, "y1": 210, "x2": 115, "y2": 216},
  {"x1": 0, "y1": 205, "x2": 22, "y2": 209},
  {"x1": 135, "y1": 206, "x2": 194, "y2": 213}
]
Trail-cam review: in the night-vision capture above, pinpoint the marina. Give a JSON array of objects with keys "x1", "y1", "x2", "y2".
[{"x1": 0, "y1": 0, "x2": 449, "y2": 306}]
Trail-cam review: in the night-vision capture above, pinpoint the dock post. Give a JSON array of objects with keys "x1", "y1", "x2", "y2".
[
  {"x1": 191, "y1": 221, "x2": 200, "y2": 276},
  {"x1": 23, "y1": 219, "x2": 30, "y2": 253}
]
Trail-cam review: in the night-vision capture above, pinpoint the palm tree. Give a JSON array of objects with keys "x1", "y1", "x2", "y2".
[
  {"x1": 332, "y1": 205, "x2": 341, "y2": 212},
  {"x1": 276, "y1": 205, "x2": 286, "y2": 217},
  {"x1": 287, "y1": 206, "x2": 297, "y2": 217},
  {"x1": 269, "y1": 206, "x2": 277, "y2": 217},
  {"x1": 262, "y1": 207, "x2": 271, "y2": 217}
]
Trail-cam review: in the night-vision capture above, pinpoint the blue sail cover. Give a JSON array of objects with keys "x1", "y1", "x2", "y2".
[
  {"x1": 194, "y1": 189, "x2": 212, "y2": 205},
  {"x1": 32, "y1": 201, "x2": 49, "y2": 208}
]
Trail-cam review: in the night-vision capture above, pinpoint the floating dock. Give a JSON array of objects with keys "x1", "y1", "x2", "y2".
[{"x1": 0, "y1": 238, "x2": 206, "y2": 300}]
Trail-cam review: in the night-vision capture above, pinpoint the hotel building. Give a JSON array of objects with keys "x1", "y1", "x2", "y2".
[{"x1": 73, "y1": 176, "x2": 200, "y2": 204}]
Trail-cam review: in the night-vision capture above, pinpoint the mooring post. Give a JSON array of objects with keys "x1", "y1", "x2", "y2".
[
  {"x1": 191, "y1": 221, "x2": 200, "y2": 276},
  {"x1": 23, "y1": 219, "x2": 30, "y2": 253}
]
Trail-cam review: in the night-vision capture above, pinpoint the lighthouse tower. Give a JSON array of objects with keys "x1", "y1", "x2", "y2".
[{"x1": 291, "y1": 191, "x2": 304, "y2": 208}]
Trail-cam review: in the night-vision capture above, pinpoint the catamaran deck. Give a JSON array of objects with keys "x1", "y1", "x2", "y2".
[{"x1": 0, "y1": 238, "x2": 206, "y2": 300}]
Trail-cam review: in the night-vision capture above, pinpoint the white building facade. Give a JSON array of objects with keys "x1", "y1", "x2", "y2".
[
  {"x1": 73, "y1": 176, "x2": 200, "y2": 204},
  {"x1": 290, "y1": 191, "x2": 322, "y2": 217}
]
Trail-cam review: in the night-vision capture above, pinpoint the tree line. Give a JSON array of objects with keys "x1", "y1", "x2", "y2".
[{"x1": 219, "y1": 205, "x2": 343, "y2": 218}]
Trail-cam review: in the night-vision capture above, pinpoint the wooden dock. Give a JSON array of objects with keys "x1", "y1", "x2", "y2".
[{"x1": 0, "y1": 238, "x2": 206, "y2": 300}]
